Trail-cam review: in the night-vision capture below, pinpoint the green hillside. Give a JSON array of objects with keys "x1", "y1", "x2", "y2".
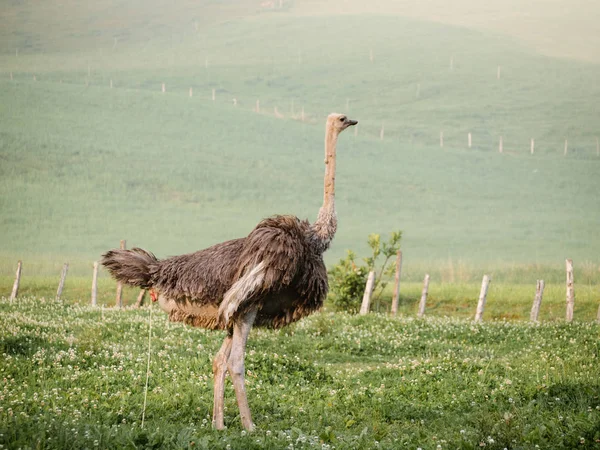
[{"x1": 0, "y1": 2, "x2": 599, "y2": 275}]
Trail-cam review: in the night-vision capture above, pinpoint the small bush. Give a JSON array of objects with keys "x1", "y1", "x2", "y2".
[{"x1": 328, "y1": 231, "x2": 402, "y2": 313}]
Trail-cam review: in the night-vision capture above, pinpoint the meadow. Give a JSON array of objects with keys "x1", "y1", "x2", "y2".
[
  {"x1": 1, "y1": 1, "x2": 600, "y2": 273},
  {"x1": 1, "y1": 2, "x2": 600, "y2": 448},
  {"x1": 1, "y1": 297, "x2": 599, "y2": 449}
]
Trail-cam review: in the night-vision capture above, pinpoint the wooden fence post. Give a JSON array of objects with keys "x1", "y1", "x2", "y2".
[
  {"x1": 255, "y1": 99, "x2": 260, "y2": 113},
  {"x1": 468, "y1": 132, "x2": 472, "y2": 148},
  {"x1": 564, "y1": 139, "x2": 568, "y2": 156},
  {"x1": 530, "y1": 280, "x2": 545, "y2": 322},
  {"x1": 116, "y1": 240, "x2": 126, "y2": 308},
  {"x1": 390, "y1": 250, "x2": 403, "y2": 316},
  {"x1": 565, "y1": 259, "x2": 574, "y2": 322},
  {"x1": 135, "y1": 289, "x2": 147, "y2": 308},
  {"x1": 91, "y1": 261, "x2": 99, "y2": 307},
  {"x1": 161, "y1": 83, "x2": 165, "y2": 93},
  {"x1": 380, "y1": 124, "x2": 384, "y2": 141},
  {"x1": 499, "y1": 136, "x2": 503, "y2": 153},
  {"x1": 56, "y1": 263, "x2": 69, "y2": 301},
  {"x1": 189, "y1": 87, "x2": 193, "y2": 97},
  {"x1": 530, "y1": 138, "x2": 535, "y2": 155},
  {"x1": 417, "y1": 274, "x2": 430, "y2": 318},
  {"x1": 474, "y1": 275, "x2": 491, "y2": 322},
  {"x1": 10, "y1": 261, "x2": 22, "y2": 302},
  {"x1": 359, "y1": 271, "x2": 376, "y2": 315}
]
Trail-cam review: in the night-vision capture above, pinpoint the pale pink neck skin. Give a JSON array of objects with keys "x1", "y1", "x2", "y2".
[{"x1": 310, "y1": 120, "x2": 339, "y2": 251}]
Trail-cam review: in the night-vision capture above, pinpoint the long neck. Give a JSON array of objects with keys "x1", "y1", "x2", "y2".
[{"x1": 311, "y1": 124, "x2": 339, "y2": 251}]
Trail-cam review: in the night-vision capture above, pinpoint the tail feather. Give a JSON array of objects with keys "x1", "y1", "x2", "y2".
[{"x1": 101, "y1": 247, "x2": 158, "y2": 289}]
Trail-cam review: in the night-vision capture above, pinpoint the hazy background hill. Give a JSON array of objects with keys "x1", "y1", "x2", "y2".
[{"x1": 0, "y1": 0, "x2": 599, "y2": 275}]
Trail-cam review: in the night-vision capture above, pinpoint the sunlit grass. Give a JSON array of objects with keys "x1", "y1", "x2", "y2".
[{"x1": 1, "y1": 297, "x2": 599, "y2": 449}]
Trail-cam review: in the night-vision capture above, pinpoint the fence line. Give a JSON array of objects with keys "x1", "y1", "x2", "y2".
[
  {"x1": 4, "y1": 255, "x2": 598, "y2": 322},
  {"x1": 6, "y1": 72, "x2": 598, "y2": 157}
]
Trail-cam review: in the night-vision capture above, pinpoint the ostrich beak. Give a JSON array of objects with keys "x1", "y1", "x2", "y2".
[{"x1": 347, "y1": 119, "x2": 358, "y2": 126}]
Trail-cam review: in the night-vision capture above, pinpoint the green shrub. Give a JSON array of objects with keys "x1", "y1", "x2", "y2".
[{"x1": 328, "y1": 231, "x2": 402, "y2": 313}]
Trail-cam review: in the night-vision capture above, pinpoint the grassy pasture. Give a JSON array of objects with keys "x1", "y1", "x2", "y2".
[
  {"x1": 1, "y1": 2, "x2": 599, "y2": 448},
  {"x1": 1, "y1": 297, "x2": 599, "y2": 449},
  {"x1": 1, "y1": 3, "x2": 600, "y2": 270}
]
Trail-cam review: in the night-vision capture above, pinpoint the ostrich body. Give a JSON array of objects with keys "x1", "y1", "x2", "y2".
[{"x1": 101, "y1": 113, "x2": 357, "y2": 430}]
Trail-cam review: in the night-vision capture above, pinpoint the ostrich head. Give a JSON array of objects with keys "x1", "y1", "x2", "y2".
[{"x1": 327, "y1": 113, "x2": 358, "y2": 134}]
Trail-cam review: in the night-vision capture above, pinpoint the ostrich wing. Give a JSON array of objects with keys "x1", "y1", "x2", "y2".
[
  {"x1": 150, "y1": 238, "x2": 245, "y2": 303},
  {"x1": 218, "y1": 215, "x2": 308, "y2": 325}
]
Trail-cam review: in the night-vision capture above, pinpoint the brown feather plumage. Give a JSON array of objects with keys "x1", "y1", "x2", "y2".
[{"x1": 101, "y1": 215, "x2": 328, "y2": 329}]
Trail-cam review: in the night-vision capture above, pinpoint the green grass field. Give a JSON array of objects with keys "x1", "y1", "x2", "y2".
[
  {"x1": 1, "y1": 298, "x2": 599, "y2": 449},
  {"x1": 1, "y1": 1, "x2": 600, "y2": 274},
  {"x1": 1, "y1": 3, "x2": 599, "y2": 447}
]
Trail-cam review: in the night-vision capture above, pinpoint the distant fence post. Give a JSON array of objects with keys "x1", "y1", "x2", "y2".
[
  {"x1": 390, "y1": 250, "x2": 403, "y2": 316},
  {"x1": 563, "y1": 139, "x2": 568, "y2": 156},
  {"x1": 359, "y1": 271, "x2": 376, "y2": 315},
  {"x1": 379, "y1": 124, "x2": 384, "y2": 141},
  {"x1": 116, "y1": 240, "x2": 126, "y2": 308},
  {"x1": 135, "y1": 289, "x2": 147, "y2": 308},
  {"x1": 468, "y1": 132, "x2": 472, "y2": 148},
  {"x1": 255, "y1": 99, "x2": 260, "y2": 113},
  {"x1": 499, "y1": 136, "x2": 503, "y2": 153},
  {"x1": 10, "y1": 261, "x2": 22, "y2": 302},
  {"x1": 565, "y1": 259, "x2": 574, "y2": 322},
  {"x1": 530, "y1": 280, "x2": 545, "y2": 322},
  {"x1": 417, "y1": 274, "x2": 430, "y2": 318},
  {"x1": 530, "y1": 138, "x2": 535, "y2": 155},
  {"x1": 474, "y1": 275, "x2": 491, "y2": 322},
  {"x1": 189, "y1": 87, "x2": 193, "y2": 97},
  {"x1": 497, "y1": 65, "x2": 501, "y2": 80},
  {"x1": 56, "y1": 263, "x2": 69, "y2": 301},
  {"x1": 161, "y1": 83, "x2": 166, "y2": 93},
  {"x1": 91, "y1": 261, "x2": 99, "y2": 307}
]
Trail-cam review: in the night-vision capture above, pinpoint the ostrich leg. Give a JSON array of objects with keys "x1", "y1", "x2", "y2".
[
  {"x1": 212, "y1": 333, "x2": 233, "y2": 430},
  {"x1": 227, "y1": 306, "x2": 258, "y2": 431}
]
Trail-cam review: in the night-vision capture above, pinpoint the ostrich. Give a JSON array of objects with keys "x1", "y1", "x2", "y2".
[{"x1": 101, "y1": 113, "x2": 358, "y2": 431}]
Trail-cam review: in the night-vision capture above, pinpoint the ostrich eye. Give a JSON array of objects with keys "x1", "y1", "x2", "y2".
[{"x1": 339, "y1": 117, "x2": 346, "y2": 122}]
